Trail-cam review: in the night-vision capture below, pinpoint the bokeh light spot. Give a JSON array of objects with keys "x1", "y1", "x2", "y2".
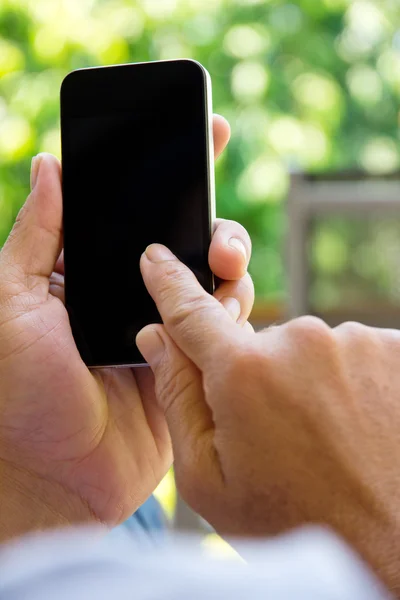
[
  {"x1": 224, "y1": 25, "x2": 269, "y2": 59},
  {"x1": 0, "y1": 116, "x2": 33, "y2": 161},
  {"x1": 231, "y1": 61, "x2": 269, "y2": 102},
  {"x1": 360, "y1": 137, "x2": 400, "y2": 174},
  {"x1": 238, "y1": 155, "x2": 288, "y2": 204}
]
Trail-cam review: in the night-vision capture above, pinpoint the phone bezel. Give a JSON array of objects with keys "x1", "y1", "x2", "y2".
[{"x1": 60, "y1": 59, "x2": 215, "y2": 369}]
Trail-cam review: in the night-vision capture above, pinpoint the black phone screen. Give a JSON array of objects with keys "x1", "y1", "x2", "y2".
[{"x1": 61, "y1": 60, "x2": 213, "y2": 367}]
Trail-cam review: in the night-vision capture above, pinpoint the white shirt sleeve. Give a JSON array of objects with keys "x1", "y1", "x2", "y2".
[{"x1": 0, "y1": 526, "x2": 390, "y2": 600}]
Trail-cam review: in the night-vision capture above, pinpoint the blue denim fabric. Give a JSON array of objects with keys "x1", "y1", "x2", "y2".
[{"x1": 108, "y1": 495, "x2": 166, "y2": 547}]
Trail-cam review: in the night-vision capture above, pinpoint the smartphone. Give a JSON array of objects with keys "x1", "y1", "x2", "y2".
[{"x1": 60, "y1": 59, "x2": 215, "y2": 368}]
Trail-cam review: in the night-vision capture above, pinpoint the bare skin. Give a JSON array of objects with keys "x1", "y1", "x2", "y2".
[
  {"x1": 137, "y1": 243, "x2": 400, "y2": 597},
  {"x1": 0, "y1": 115, "x2": 255, "y2": 538}
]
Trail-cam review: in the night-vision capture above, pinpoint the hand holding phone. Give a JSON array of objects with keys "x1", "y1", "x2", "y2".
[{"x1": 0, "y1": 70, "x2": 254, "y2": 533}]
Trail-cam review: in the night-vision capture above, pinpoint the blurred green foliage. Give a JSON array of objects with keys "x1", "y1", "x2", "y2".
[
  {"x1": 310, "y1": 217, "x2": 400, "y2": 311},
  {"x1": 1, "y1": 0, "x2": 400, "y2": 300}
]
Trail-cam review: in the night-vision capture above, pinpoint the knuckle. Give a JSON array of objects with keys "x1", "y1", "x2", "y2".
[
  {"x1": 335, "y1": 322, "x2": 382, "y2": 356},
  {"x1": 287, "y1": 315, "x2": 329, "y2": 334},
  {"x1": 335, "y1": 320, "x2": 369, "y2": 339},
  {"x1": 286, "y1": 316, "x2": 333, "y2": 348},
  {"x1": 155, "y1": 261, "x2": 197, "y2": 307},
  {"x1": 380, "y1": 327, "x2": 400, "y2": 346},
  {"x1": 165, "y1": 294, "x2": 211, "y2": 335},
  {"x1": 156, "y1": 260, "x2": 186, "y2": 294}
]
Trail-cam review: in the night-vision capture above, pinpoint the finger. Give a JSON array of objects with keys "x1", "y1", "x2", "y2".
[
  {"x1": 140, "y1": 244, "x2": 242, "y2": 370},
  {"x1": 49, "y1": 271, "x2": 64, "y2": 303},
  {"x1": 209, "y1": 219, "x2": 251, "y2": 281},
  {"x1": 214, "y1": 272, "x2": 255, "y2": 325},
  {"x1": 55, "y1": 250, "x2": 64, "y2": 275},
  {"x1": 219, "y1": 296, "x2": 241, "y2": 323},
  {"x1": 213, "y1": 115, "x2": 230, "y2": 159},
  {"x1": 136, "y1": 324, "x2": 220, "y2": 501},
  {"x1": 0, "y1": 154, "x2": 62, "y2": 294}
]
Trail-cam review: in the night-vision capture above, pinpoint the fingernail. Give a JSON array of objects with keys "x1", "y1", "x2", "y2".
[
  {"x1": 30, "y1": 154, "x2": 43, "y2": 190},
  {"x1": 136, "y1": 327, "x2": 165, "y2": 368},
  {"x1": 229, "y1": 238, "x2": 247, "y2": 262},
  {"x1": 220, "y1": 296, "x2": 241, "y2": 323},
  {"x1": 145, "y1": 244, "x2": 175, "y2": 263}
]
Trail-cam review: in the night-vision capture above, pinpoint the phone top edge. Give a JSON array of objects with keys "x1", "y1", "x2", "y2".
[
  {"x1": 61, "y1": 58, "x2": 209, "y2": 81},
  {"x1": 60, "y1": 59, "x2": 209, "y2": 107}
]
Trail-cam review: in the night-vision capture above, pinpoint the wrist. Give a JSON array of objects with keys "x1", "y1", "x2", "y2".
[{"x1": 0, "y1": 461, "x2": 102, "y2": 543}]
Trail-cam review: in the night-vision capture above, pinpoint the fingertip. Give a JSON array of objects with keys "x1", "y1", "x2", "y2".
[
  {"x1": 136, "y1": 324, "x2": 166, "y2": 369},
  {"x1": 30, "y1": 153, "x2": 53, "y2": 192},
  {"x1": 213, "y1": 114, "x2": 231, "y2": 136},
  {"x1": 30, "y1": 155, "x2": 43, "y2": 191},
  {"x1": 210, "y1": 220, "x2": 251, "y2": 280},
  {"x1": 36, "y1": 152, "x2": 61, "y2": 164},
  {"x1": 30, "y1": 154, "x2": 62, "y2": 205},
  {"x1": 32, "y1": 153, "x2": 61, "y2": 183},
  {"x1": 213, "y1": 114, "x2": 231, "y2": 159},
  {"x1": 209, "y1": 246, "x2": 247, "y2": 281},
  {"x1": 209, "y1": 241, "x2": 247, "y2": 282},
  {"x1": 139, "y1": 249, "x2": 151, "y2": 277},
  {"x1": 144, "y1": 244, "x2": 176, "y2": 263},
  {"x1": 136, "y1": 322, "x2": 165, "y2": 340}
]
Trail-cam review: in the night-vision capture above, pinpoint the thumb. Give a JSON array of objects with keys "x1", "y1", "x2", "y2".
[
  {"x1": 0, "y1": 154, "x2": 62, "y2": 294},
  {"x1": 136, "y1": 324, "x2": 220, "y2": 502}
]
